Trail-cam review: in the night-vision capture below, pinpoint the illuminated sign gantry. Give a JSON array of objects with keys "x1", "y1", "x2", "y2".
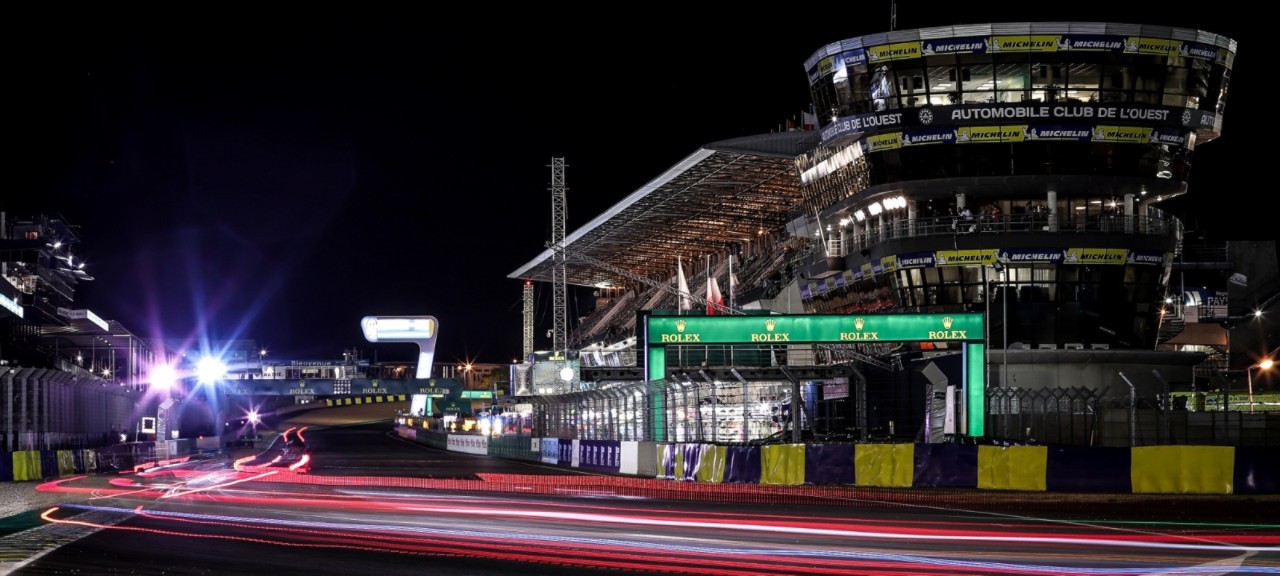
[
  {"x1": 361, "y1": 316, "x2": 439, "y2": 378},
  {"x1": 644, "y1": 312, "x2": 987, "y2": 438}
]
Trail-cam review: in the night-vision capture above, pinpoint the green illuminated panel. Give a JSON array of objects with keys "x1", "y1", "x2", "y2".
[
  {"x1": 648, "y1": 348, "x2": 666, "y2": 381},
  {"x1": 967, "y1": 343, "x2": 986, "y2": 437},
  {"x1": 647, "y1": 313, "x2": 983, "y2": 345},
  {"x1": 650, "y1": 380, "x2": 666, "y2": 442}
]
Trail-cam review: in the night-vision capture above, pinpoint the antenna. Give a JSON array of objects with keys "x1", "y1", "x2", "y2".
[
  {"x1": 549, "y1": 157, "x2": 569, "y2": 390},
  {"x1": 890, "y1": 0, "x2": 897, "y2": 31},
  {"x1": 522, "y1": 279, "x2": 534, "y2": 362}
]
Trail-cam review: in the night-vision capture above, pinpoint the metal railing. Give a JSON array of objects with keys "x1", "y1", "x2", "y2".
[{"x1": 822, "y1": 213, "x2": 1178, "y2": 258}]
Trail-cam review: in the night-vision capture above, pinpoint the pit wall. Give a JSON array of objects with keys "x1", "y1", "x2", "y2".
[{"x1": 396, "y1": 427, "x2": 1278, "y2": 495}]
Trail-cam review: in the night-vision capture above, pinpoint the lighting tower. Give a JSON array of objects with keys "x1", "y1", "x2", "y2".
[
  {"x1": 550, "y1": 158, "x2": 568, "y2": 378},
  {"x1": 522, "y1": 279, "x2": 534, "y2": 362}
]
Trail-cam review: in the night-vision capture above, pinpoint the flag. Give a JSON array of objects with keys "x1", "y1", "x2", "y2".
[
  {"x1": 802, "y1": 110, "x2": 818, "y2": 130},
  {"x1": 676, "y1": 257, "x2": 692, "y2": 312},
  {"x1": 707, "y1": 276, "x2": 724, "y2": 315}
]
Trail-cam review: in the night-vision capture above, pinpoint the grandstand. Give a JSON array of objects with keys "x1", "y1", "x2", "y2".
[{"x1": 508, "y1": 22, "x2": 1279, "y2": 446}]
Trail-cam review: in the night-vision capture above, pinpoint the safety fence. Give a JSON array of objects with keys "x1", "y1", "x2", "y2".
[
  {"x1": 397, "y1": 426, "x2": 1279, "y2": 494},
  {"x1": 485, "y1": 382, "x2": 1280, "y2": 448},
  {"x1": 1, "y1": 448, "x2": 99, "y2": 481},
  {"x1": 0, "y1": 439, "x2": 200, "y2": 481},
  {"x1": 2, "y1": 366, "x2": 139, "y2": 452},
  {"x1": 986, "y1": 387, "x2": 1280, "y2": 447}
]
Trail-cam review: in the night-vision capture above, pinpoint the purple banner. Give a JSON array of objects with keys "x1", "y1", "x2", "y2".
[
  {"x1": 724, "y1": 445, "x2": 762, "y2": 484},
  {"x1": 681, "y1": 443, "x2": 702, "y2": 481},
  {"x1": 578, "y1": 440, "x2": 621, "y2": 472},
  {"x1": 912, "y1": 444, "x2": 978, "y2": 488},
  {"x1": 1046, "y1": 446, "x2": 1131, "y2": 493},
  {"x1": 1234, "y1": 447, "x2": 1280, "y2": 494},
  {"x1": 804, "y1": 444, "x2": 855, "y2": 485}
]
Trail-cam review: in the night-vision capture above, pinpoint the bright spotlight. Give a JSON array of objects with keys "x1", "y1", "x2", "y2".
[
  {"x1": 149, "y1": 365, "x2": 178, "y2": 390},
  {"x1": 196, "y1": 357, "x2": 227, "y2": 384},
  {"x1": 247, "y1": 411, "x2": 260, "y2": 425}
]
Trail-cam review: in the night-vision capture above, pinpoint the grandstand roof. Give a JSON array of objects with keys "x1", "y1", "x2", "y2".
[{"x1": 508, "y1": 131, "x2": 819, "y2": 287}]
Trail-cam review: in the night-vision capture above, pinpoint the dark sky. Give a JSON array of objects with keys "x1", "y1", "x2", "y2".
[{"x1": 7, "y1": 7, "x2": 1260, "y2": 365}]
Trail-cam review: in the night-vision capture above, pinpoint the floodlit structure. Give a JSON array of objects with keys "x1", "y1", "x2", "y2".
[{"x1": 509, "y1": 23, "x2": 1279, "y2": 446}]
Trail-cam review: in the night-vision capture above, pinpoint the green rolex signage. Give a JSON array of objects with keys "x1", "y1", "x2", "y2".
[
  {"x1": 647, "y1": 313, "x2": 983, "y2": 345},
  {"x1": 644, "y1": 312, "x2": 987, "y2": 439}
]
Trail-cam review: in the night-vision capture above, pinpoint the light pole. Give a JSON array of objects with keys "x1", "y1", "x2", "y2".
[
  {"x1": 992, "y1": 260, "x2": 1009, "y2": 387},
  {"x1": 1220, "y1": 312, "x2": 1265, "y2": 412},
  {"x1": 1247, "y1": 358, "x2": 1274, "y2": 413}
]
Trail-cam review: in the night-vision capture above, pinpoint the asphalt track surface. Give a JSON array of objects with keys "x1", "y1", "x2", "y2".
[{"x1": 5, "y1": 403, "x2": 1279, "y2": 575}]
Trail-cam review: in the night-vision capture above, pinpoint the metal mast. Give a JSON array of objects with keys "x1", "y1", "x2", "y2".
[
  {"x1": 549, "y1": 158, "x2": 568, "y2": 367},
  {"x1": 522, "y1": 279, "x2": 534, "y2": 362}
]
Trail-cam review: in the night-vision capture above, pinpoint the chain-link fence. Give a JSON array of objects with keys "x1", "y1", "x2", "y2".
[
  {"x1": 986, "y1": 386, "x2": 1280, "y2": 447},
  {"x1": 524, "y1": 380, "x2": 1280, "y2": 447}
]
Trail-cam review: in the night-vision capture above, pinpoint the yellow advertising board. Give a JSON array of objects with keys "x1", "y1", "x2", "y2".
[
  {"x1": 866, "y1": 132, "x2": 903, "y2": 152},
  {"x1": 934, "y1": 249, "x2": 999, "y2": 266},
  {"x1": 1091, "y1": 125, "x2": 1151, "y2": 143},
  {"x1": 819, "y1": 55, "x2": 836, "y2": 77},
  {"x1": 1126, "y1": 37, "x2": 1181, "y2": 56},
  {"x1": 957, "y1": 125, "x2": 1026, "y2": 143},
  {"x1": 867, "y1": 41, "x2": 922, "y2": 62},
  {"x1": 990, "y1": 35, "x2": 1060, "y2": 52}
]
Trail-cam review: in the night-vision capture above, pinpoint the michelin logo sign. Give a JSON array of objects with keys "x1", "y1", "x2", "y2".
[{"x1": 998, "y1": 249, "x2": 1065, "y2": 264}]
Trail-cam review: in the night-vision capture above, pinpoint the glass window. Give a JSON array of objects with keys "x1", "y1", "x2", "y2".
[
  {"x1": 1031, "y1": 62, "x2": 1064, "y2": 89},
  {"x1": 942, "y1": 284, "x2": 962, "y2": 304},
  {"x1": 964, "y1": 283, "x2": 983, "y2": 302},
  {"x1": 960, "y1": 55, "x2": 994, "y2": 104},
  {"x1": 869, "y1": 65, "x2": 895, "y2": 111},
  {"x1": 1131, "y1": 59, "x2": 1165, "y2": 100},
  {"x1": 927, "y1": 65, "x2": 959, "y2": 105},
  {"x1": 849, "y1": 70, "x2": 872, "y2": 114},
  {"x1": 1030, "y1": 59, "x2": 1067, "y2": 102},
  {"x1": 1164, "y1": 66, "x2": 1190, "y2": 94},
  {"x1": 896, "y1": 67, "x2": 927, "y2": 108},
  {"x1": 831, "y1": 66, "x2": 854, "y2": 117},
  {"x1": 1099, "y1": 90, "x2": 1129, "y2": 103},
  {"x1": 995, "y1": 60, "x2": 1029, "y2": 102},
  {"x1": 1067, "y1": 61, "x2": 1100, "y2": 102},
  {"x1": 1215, "y1": 68, "x2": 1230, "y2": 115},
  {"x1": 1133, "y1": 91, "x2": 1161, "y2": 104},
  {"x1": 1102, "y1": 64, "x2": 1131, "y2": 91}
]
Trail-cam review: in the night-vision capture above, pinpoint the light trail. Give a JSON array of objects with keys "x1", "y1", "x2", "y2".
[{"x1": 45, "y1": 503, "x2": 1280, "y2": 575}]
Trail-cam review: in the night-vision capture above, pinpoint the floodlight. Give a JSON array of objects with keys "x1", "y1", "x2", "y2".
[
  {"x1": 149, "y1": 364, "x2": 178, "y2": 390},
  {"x1": 196, "y1": 357, "x2": 227, "y2": 384}
]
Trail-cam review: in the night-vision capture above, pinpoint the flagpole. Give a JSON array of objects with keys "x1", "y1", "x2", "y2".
[{"x1": 729, "y1": 254, "x2": 735, "y2": 314}]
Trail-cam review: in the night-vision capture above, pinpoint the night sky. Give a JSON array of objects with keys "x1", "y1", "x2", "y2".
[{"x1": 7, "y1": 7, "x2": 1261, "y2": 365}]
